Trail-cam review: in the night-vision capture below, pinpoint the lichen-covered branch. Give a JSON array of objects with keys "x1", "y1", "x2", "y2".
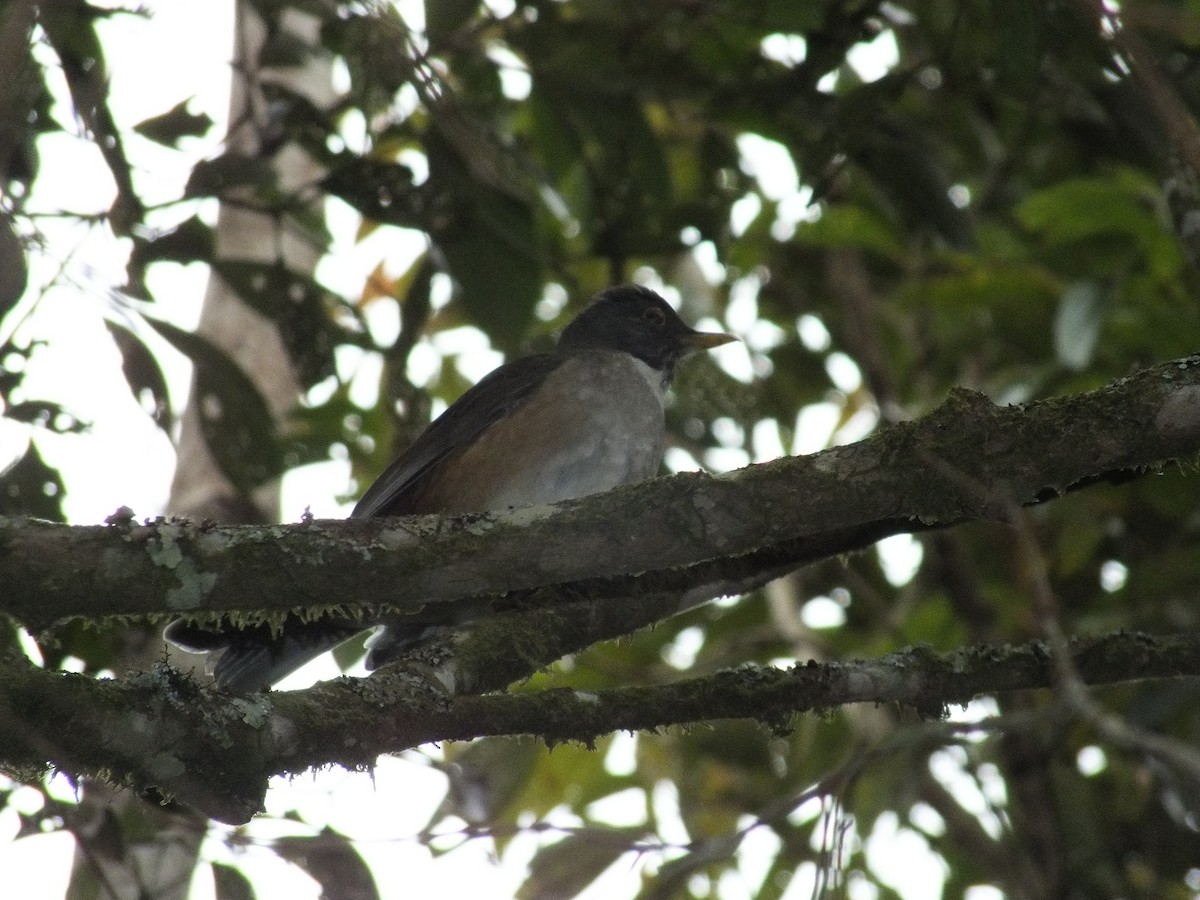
[
  {"x1": 1, "y1": 631, "x2": 1197, "y2": 825},
  {"x1": 4, "y1": 353, "x2": 1200, "y2": 825},
  {"x1": 4, "y1": 353, "x2": 1200, "y2": 632}
]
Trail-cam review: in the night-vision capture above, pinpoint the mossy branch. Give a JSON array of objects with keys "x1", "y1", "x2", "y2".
[
  {"x1": 1, "y1": 631, "x2": 1197, "y2": 825},
  {"x1": 4, "y1": 353, "x2": 1200, "y2": 632},
  {"x1": 5, "y1": 353, "x2": 1200, "y2": 824}
]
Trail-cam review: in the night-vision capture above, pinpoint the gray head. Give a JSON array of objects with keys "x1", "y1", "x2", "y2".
[{"x1": 558, "y1": 285, "x2": 735, "y2": 376}]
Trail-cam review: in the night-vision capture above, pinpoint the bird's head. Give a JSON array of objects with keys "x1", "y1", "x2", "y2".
[{"x1": 558, "y1": 285, "x2": 736, "y2": 376}]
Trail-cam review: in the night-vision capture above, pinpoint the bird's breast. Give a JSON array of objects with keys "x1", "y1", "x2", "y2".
[{"x1": 420, "y1": 351, "x2": 667, "y2": 512}]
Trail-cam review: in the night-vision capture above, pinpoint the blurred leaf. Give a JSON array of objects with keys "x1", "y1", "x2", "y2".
[
  {"x1": 3, "y1": 400, "x2": 86, "y2": 433},
  {"x1": 432, "y1": 737, "x2": 542, "y2": 831},
  {"x1": 133, "y1": 98, "x2": 214, "y2": 146},
  {"x1": 1014, "y1": 169, "x2": 1184, "y2": 282},
  {"x1": 149, "y1": 318, "x2": 284, "y2": 495},
  {"x1": 273, "y1": 830, "x2": 378, "y2": 900},
  {"x1": 426, "y1": 0, "x2": 478, "y2": 44},
  {"x1": 843, "y1": 107, "x2": 974, "y2": 250},
  {"x1": 184, "y1": 153, "x2": 277, "y2": 199},
  {"x1": 1054, "y1": 281, "x2": 1108, "y2": 372},
  {"x1": 38, "y1": 0, "x2": 143, "y2": 235},
  {"x1": 129, "y1": 215, "x2": 215, "y2": 270},
  {"x1": 322, "y1": 157, "x2": 423, "y2": 228},
  {"x1": 212, "y1": 862, "x2": 257, "y2": 900},
  {"x1": 759, "y1": 340, "x2": 832, "y2": 418},
  {"x1": 259, "y1": 22, "x2": 315, "y2": 67},
  {"x1": 517, "y1": 827, "x2": 646, "y2": 900},
  {"x1": 1015, "y1": 172, "x2": 1156, "y2": 244},
  {"x1": 0, "y1": 346, "x2": 26, "y2": 403},
  {"x1": 323, "y1": 6, "x2": 414, "y2": 102},
  {"x1": 0, "y1": 214, "x2": 27, "y2": 314},
  {"x1": 898, "y1": 593, "x2": 966, "y2": 649},
  {"x1": 509, "y1": 738, "x2": 631, "y2": 823},
  {"x1": 105, "y1": 321, "x2": 173, "y2": 431},
  {"x1": 440, "y1": 218, "x2": 541, "y2": 350},
  {"x1": 424, "y1": 130, "x2": 543, "y2": 351},
  {"x1": 1, "y1": 8, "x2": 52, "y2": 188},
  {"x1": 990, "y1": 0, "x2": 1047, "y2": 91},
  {"x1": 639, "y1": 836, "x2": 740, "y2": 900},
  {"x1": 37, "y1": 617, "x2": 123, "y2": 673},
  {"x1": 529, "y1": 88, "x2": 676, "y2": 258},
  {"x1": 526, "y1": 88, "x2": 584, "y2": 185},
  {"x1": 285, "y1": 380, "x2": 371, "y2": 471},
  {"x1": 0, "y1": 442, "x2": 65, "y2": 522},
  {"x1": 794, "y1": 205, "x2": 904, "y2": 260},
  {"x1": 36, "y1": 0, "x2": 108, "y2": 105},
  {"x1": 913, "y1": 264, "x2": 1061, "y2": 361}
]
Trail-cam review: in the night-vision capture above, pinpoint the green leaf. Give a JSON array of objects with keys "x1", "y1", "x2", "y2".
[
  {"x1": 4, "y1": 400, "x2": 86, "y2": 433},
  {"x1": 990, "y1": 0, "x2": 1046, "y2": 91},
  {"x1": 1014, "y1": 171, "x2": 1182, "y2": 282},
  {"x1": 794, "y1": 205, "x2": 905, "y2": 259},
  {"x1": 2, "y1": 20, "x2": 52, "y2": 188},
  {"x1": 212, "y1": 863, "x2": 257, "y2": 900},
  {"x1": 531, "y1": 90, "x2": 676, "y2": 257},
  {"x1": 423, "y1": 129, "x2": 543, "y2": 351},
  {"x1": 273, "y1": 830, "x2": 379, "y2": 900},
  {"x1": 0, "y1": 441, "x2": 65, "y2": 522},
  {"x1": 38, "y1": 0, "x2": 143, "y2": 235},
  {"x1": 130, "y1": 216, "x2": 214, "y2": 270},
  {"x1": 526, "y1": 88, "x2": 584, "y2": 184},
  {"x1": 511, "y1": 739, "x2": 631, "y2": 822},
  {"x1": 436, "y1": 193, "x2": 543, "y2": 351},
  {"x1": 426, "y1": 0, "x2": 479, "y2": 44},
  {"x1": 518, "y1": 827, "x2": 647, "y2": 900},
  {"x1": 322, "y1": 158, "x2": 422, "y2": 229},
  {"x1": 184, "y1": 153, "x2": 277, "y2": 199},
  {"x1": 430, "y1": 737, "x2": 542, "y2": 832},
  {"x1": 844, "y1": 108, "x2": 973, "y2": 250},
  {"x1": 105, "y1": 321, "x2": 173, "y2": 431},
  {"x1": 0, "y1": 214, "x2": 27, "y2": 315},
  {"x1": 133, "y1": 98, "x2": 214, "y2": 147},
  {"x1": 259, "y1": 23, "x2": 315, "y2": 67},
  {"x1": 149, "y1": 318, "x2": 284, "y2": 495}
]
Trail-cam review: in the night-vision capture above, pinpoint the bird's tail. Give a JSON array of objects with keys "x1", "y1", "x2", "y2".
[
  {"x1": 164, "y1": 618, "x2": 365, "y2": 693},
  {"x1": 165, "y1": 597, "x2": 495, "y2": 691}
]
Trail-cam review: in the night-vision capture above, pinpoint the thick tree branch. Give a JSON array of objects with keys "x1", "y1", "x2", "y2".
[
  {"x1": 5, "y1": 353, "x2": 1200, "y2": 825},
  {"x1": 4, "y1": 353, "x2": 1200, "y2": 633},
  {"x1": 1, "y1": 631, "x2": 1197, "y2": 825}
]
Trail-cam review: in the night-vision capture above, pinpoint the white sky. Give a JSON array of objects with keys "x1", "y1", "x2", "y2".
[{"x1": 0, "y1": 3, "x2": 998, "y2": 898}]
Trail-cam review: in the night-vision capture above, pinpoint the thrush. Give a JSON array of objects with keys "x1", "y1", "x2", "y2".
[{"x1": 165, "y1": 284, "x2": 735, "y2": 691}]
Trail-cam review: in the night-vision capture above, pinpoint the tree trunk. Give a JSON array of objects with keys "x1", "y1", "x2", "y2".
[{"x1": 67, "y1": 3, "x2": 333, "y2": 896}]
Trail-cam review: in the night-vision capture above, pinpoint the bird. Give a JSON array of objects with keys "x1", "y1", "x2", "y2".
[{"x1": 164, "y1": 284, "x2": 735, "y2": 692}]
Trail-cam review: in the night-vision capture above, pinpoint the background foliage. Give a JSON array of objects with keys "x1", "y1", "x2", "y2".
[{"x1": 3, "y1": 0, "x2": 1200, "y2": 897}]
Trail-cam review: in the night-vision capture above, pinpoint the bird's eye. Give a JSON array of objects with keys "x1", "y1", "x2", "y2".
[{"x1": 642, "y1": 306, "x2": 666, "y2": 327}]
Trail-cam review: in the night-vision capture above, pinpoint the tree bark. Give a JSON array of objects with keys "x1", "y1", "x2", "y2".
[
  {"x1": 166, "y1": 2, "x2": 332, "y2": 524},
  {"x1": 5, "y1": 352, "x2": 1200, "y2": 630},
  {"x1": 0, "y1": 631, "x2": 1196, "y2": 825},
  {"x1": 5, "y1": 353, "x2": 1200, "y2": 822}
]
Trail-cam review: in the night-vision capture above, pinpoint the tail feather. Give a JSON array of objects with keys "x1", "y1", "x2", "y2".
[
  {"x1": 164, "y1": 598, "x2": 494, "y2": 691},
  {"x1": 165, "y1": 618, "x2": 364, "y2": 693}
]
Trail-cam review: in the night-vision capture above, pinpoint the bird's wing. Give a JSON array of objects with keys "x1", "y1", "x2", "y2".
[{"x1": 351, "y1": 352, "x2": 566, "y2": 518}]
